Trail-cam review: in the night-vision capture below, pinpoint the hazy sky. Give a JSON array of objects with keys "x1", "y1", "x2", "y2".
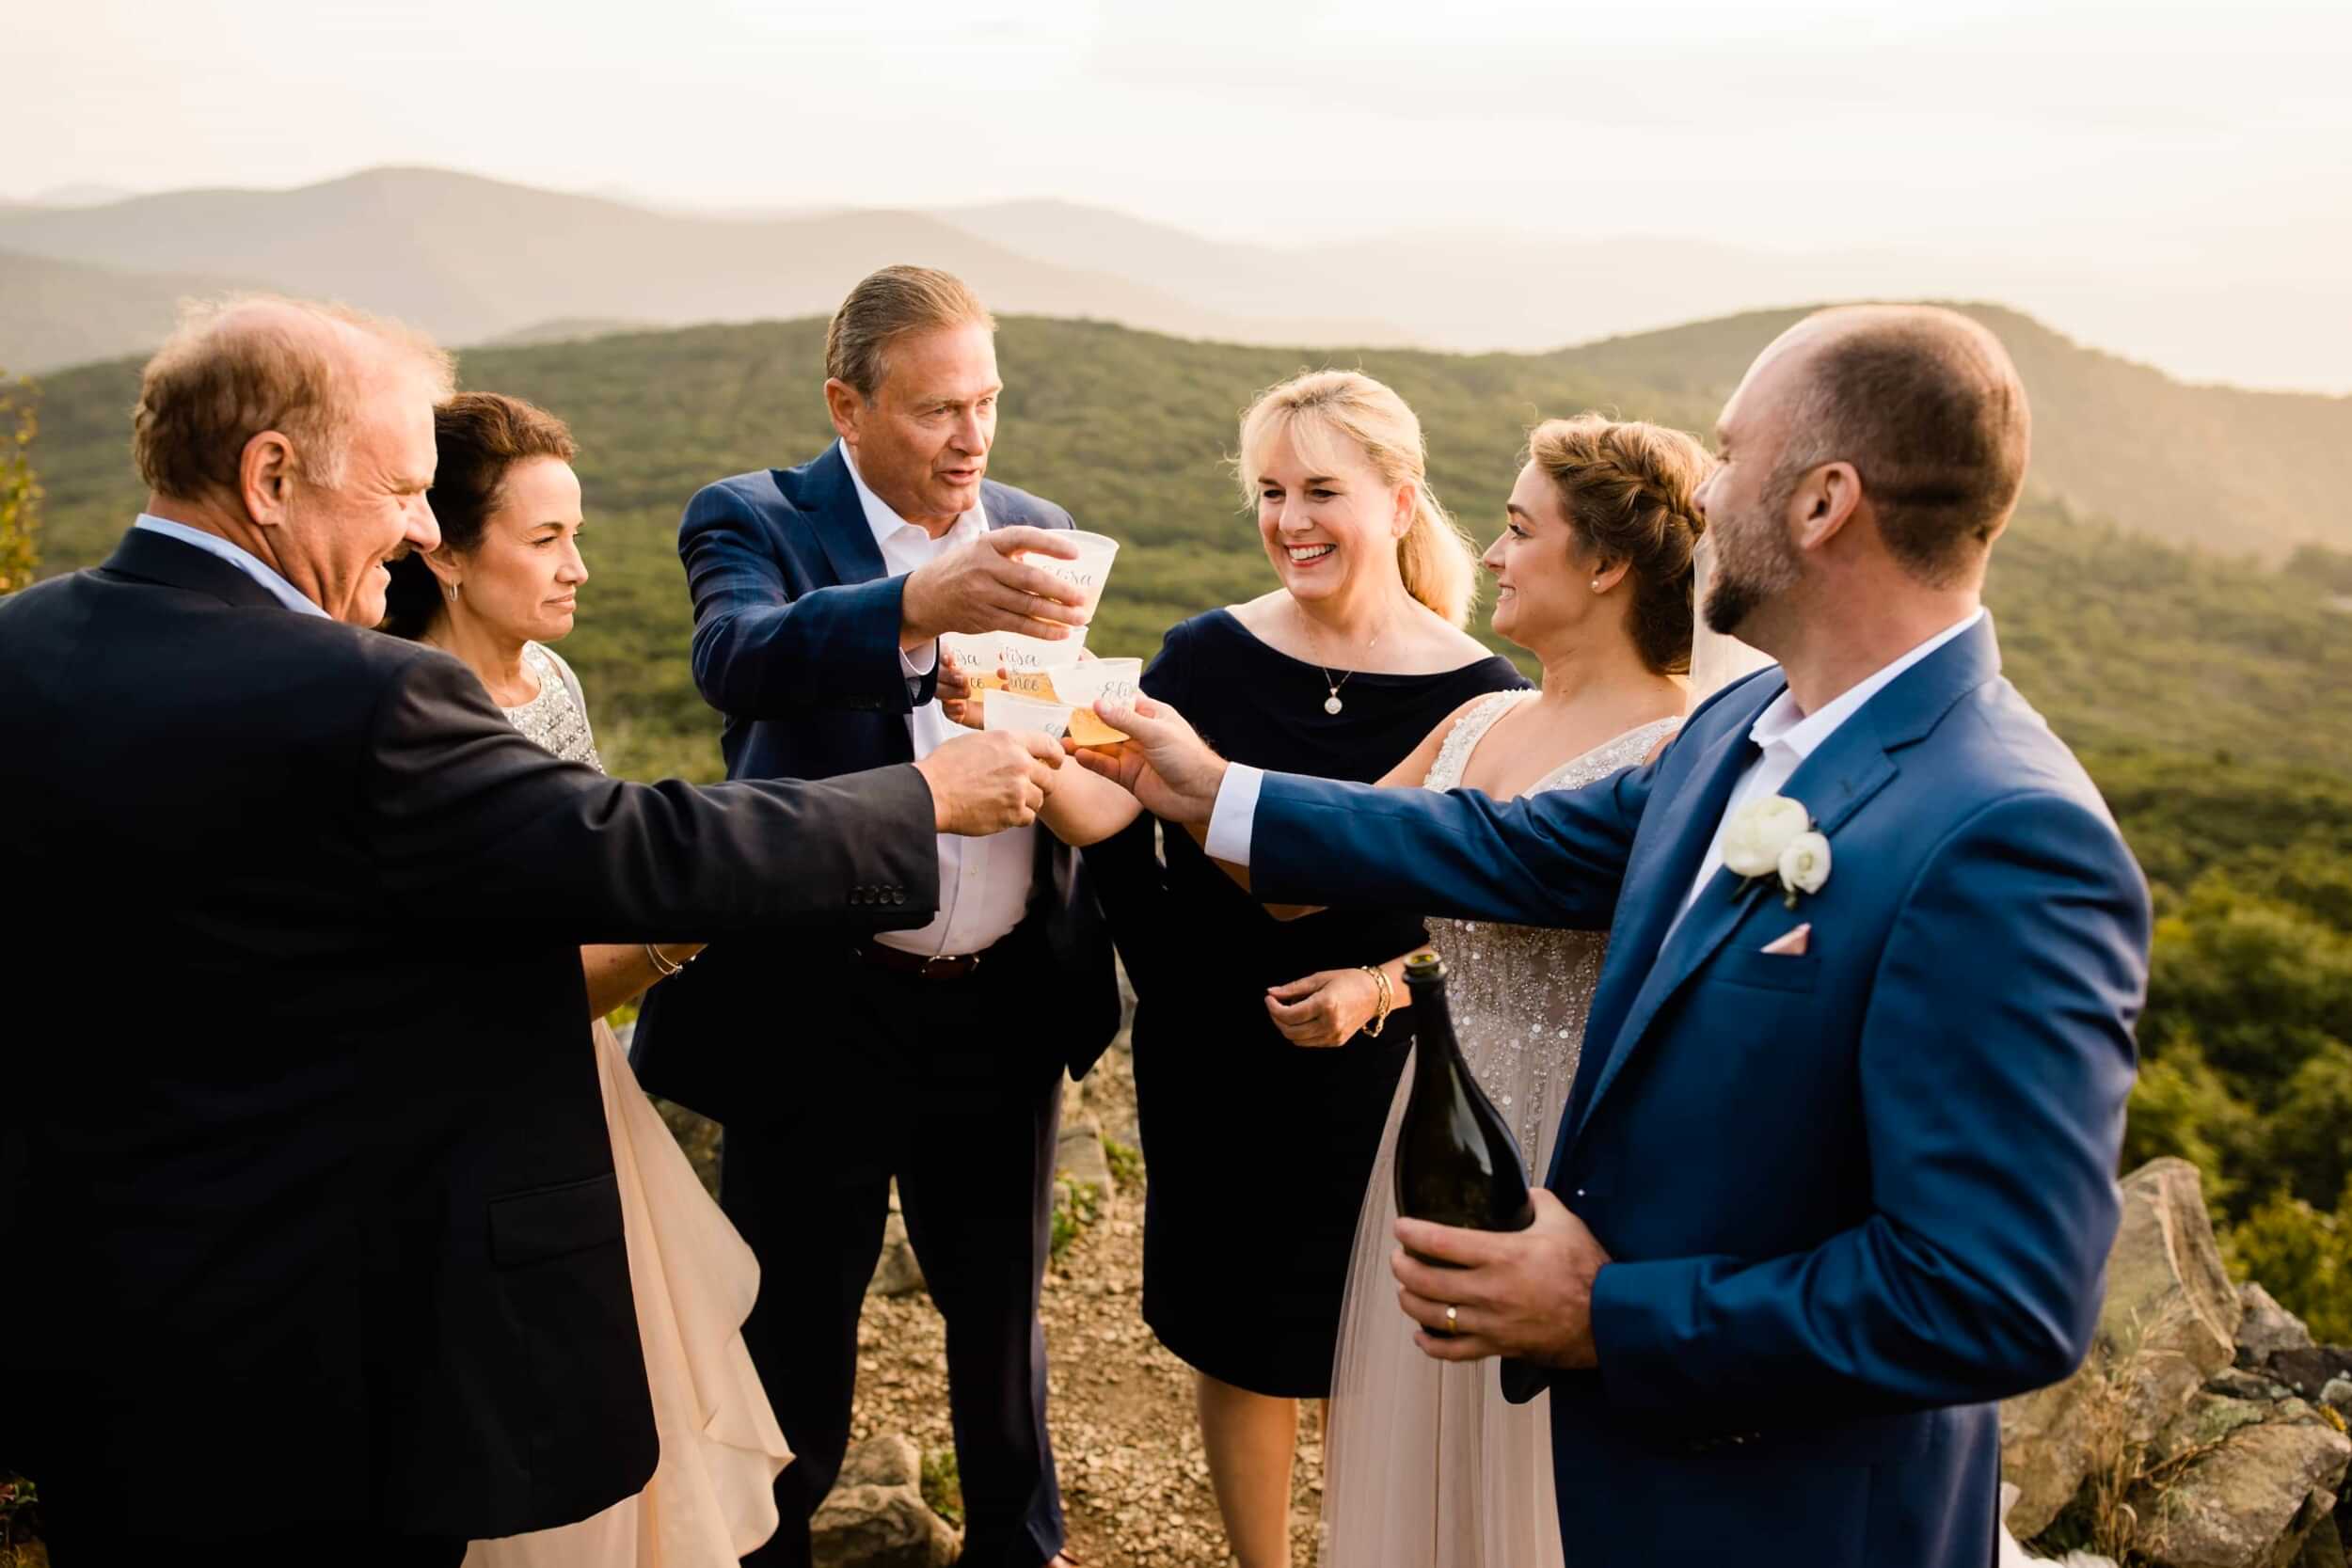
[{"x1": 12, "y1": 0, "x2": 2351, "y2": 387}]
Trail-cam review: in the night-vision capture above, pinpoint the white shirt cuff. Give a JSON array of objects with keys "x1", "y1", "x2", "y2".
[
  {"x1": 1204, "y1": 763, "x2": 1265, "y2": 867},
  {"x1": 900, "y1": 640, "x2": 938, "y2": 679}
]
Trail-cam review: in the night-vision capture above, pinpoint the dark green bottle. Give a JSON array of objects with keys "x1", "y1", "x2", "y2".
[{"x1": 1391, "y1": 951, "x2": 1535, "y2": 1234}]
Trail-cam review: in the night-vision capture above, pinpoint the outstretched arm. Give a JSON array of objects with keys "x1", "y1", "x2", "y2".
[
  {"x1": 1584, "y1": 791, "x2": 2147, "y2": 1423},
  {"x1": 1079, "y1": 690, "x2": 1646, "y2": 930},
  {"x1": 681, "y1": 485, "x2": 929, "y2": 718},
  {"x1": 363, "y1": 652, "x2": 990, "y2": 942}
]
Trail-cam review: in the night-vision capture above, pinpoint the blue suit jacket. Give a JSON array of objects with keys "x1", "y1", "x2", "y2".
[
  {"x1": 633, "y1": 445, "x2": 1121, "y2": 1121},
  {"x1": 1248, "y1": 618, "x2": 2148, "y2": 1566}
]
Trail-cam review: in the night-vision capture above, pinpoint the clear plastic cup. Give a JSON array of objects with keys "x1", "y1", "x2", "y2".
[
  {"x1": 1046, "y1": 657, "x2": 1144, "y2": 710},
  {"x1": 980, "y1": 688, "x2": 1073, "y2": 739},
  {"x1": 1054, "y1": 658, "x2": 1145, "y2": 746},
  {"x1": 1020, "y1": 530, "x2": 1120, "y2": 617},
  {"x1": 941, "y1": 626, "x2": 1088, "y2": 689}
]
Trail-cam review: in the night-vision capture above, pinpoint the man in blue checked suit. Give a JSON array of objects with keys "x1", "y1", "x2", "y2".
[
  {"x1": 1080, "y1": 305, "x2": 2150, "y2": 1566},
  {"x1": 633, "y1": 267, "x2": 1116, "y2": 1568}
]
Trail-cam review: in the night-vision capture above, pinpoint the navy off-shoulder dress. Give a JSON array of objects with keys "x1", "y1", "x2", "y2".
[{"x1": 1100, "y1": 609, "x2": 1527, "y2": 1397}]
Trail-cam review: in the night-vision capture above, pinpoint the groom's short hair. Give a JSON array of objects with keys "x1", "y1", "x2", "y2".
[
  {"x1": 1786, "y1": 306, "x2": 2031, "y2": 587},
  {"x1": 133, "y1": 294, "x2": 453, "y2": 501}
]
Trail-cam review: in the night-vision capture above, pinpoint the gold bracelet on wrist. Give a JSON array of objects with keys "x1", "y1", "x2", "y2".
[
  {"x1": 644, "y1": 942, "x2": 685, "y2": 978},
  {"x1": 1359, "y1": 964, "x2": 1394, "y2": 1037}
]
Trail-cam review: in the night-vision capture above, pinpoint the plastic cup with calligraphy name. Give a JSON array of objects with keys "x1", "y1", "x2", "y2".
[
  {"x1": 1048, "y1": 657, "x2": 1144, "y2": 747},
  {"x1": 980, "y1": 687, "x2": 1073, "y2": 740},
  {"x1": 940, "y1": 626, "x2": 1088, "y2": 690},
  {"x1": 1020, "y1": 531, "x2": 1120, "y2": 618}
]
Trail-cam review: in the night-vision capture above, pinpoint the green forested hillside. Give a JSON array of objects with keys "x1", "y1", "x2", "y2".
[
  {"x1": 23, "y1": 310, "x2": 2352, "y2": 1331},
  {"x1": 28, "y1": 311, "x2": 2352, "y2": 784}
]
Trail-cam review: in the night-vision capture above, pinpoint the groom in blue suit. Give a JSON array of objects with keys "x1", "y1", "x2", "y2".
[{"x1": 1085, "y1": 306, "x2": 2149, "y2": 1565}]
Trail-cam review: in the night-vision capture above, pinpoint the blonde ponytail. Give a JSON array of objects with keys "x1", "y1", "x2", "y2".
[{"x1": 1234, "y1": 370, "x2": 1482, "y2": 628}]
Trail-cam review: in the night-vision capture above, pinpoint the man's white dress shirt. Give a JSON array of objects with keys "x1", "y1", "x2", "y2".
[
  {"x1": 133, "y1": 514, "x2": 326, "y2": 618},
  {"x1": 841, "y1": 444, "x2": 1037, "y2": 957},
  {"x1": 1204, "y1": 611, "x2": 1988, "y2": 926}
]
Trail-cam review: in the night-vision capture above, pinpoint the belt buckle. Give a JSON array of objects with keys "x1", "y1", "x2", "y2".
[{"x1": 923, "y1": 951, "x2": 977, "y2": 979}]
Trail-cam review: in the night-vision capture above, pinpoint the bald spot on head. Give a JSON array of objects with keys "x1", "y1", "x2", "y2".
[
  {"x1": 133, "y1": 293, "x2": 453, "y2": 502},
  {"x1": 1764, "y1": 304, "x2": 2032, "y2": 587}
]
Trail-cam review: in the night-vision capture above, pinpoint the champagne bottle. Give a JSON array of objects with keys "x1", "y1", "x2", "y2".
[{"x1": 1391, "y1": 951, "x2": 1535, "y2": 1234}]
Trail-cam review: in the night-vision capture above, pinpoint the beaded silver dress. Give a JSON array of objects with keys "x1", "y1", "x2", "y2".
[
  {"x1": 1321, "y1": 693, "x2": 1681, "y2": 1568},
  {"x1": 500, "y1": 642, "x2": 603, "y2": 771}
]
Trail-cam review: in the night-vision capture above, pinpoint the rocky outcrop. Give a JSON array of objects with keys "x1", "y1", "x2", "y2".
[
  {"x1": 2001, "y1": 1161, "x2": 2352, "y2": 1567},
  {"x1": 810, "y1": 1433, "x2": 959, "y2": 1568},
  {"x1": 2132, "y1": 1392, "x2": 2349, "y2": 1568},
  {"x1": 2004, "y1": 1159, "x2": 2247, "y2": 1538}
]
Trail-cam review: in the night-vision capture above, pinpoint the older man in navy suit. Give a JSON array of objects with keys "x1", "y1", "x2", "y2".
[
  {"x1": 1081, "y1": 306, "x2": 2151, "y2": 1567},
  {"x1": 634, "y1": 267, "x2": 1118, "y2": 1568}
]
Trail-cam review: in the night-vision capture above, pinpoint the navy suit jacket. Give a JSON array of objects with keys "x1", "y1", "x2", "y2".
[
  {"x1": 634, "y1": 445, "x2": 1121, "y2": 1122},
  {"x1": 1246, "y1": 617, "x2": 2148, "y2": 1567}
]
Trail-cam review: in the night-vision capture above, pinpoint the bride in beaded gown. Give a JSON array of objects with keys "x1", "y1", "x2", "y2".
[
  {"x1": 1318, "y1": 698, "x2": 1678, "y2": 1568},
  {"x1": 1315, "y1": 417, "x2": 1772, "y2": 1567}
]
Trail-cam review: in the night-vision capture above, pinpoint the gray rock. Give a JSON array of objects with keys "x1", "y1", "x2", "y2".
[
  {"x1": 2238, "y1": 1285, "x2": 2316, "y2": 1368},
  {"x1": 2003, "y1": 1159, "x2": 2246, "y2": 1539},
  {"x1": 2271, "y1": 1348, "x2": 2352, "y2": 1402},
  {"x1": 2209, "y1": 1368, "x2": 2298, "y2": 1403},
  {"x1": 2135, "y1": 1393, "x2": 2350, "y2": 1568},
  {"x1": 866, "y1": 1212, "x2": 926, "y2": 1298},
  {"x1": 811, "y1": 1435, "x2": 959, "y2": 1568},
  {"x1": 837, "y1": 1433, "x2": 922, "y2": 1490},
  {"x1": 1057, "y1": 1115, "x2": 1116, "y2": 1198},
  {"x1": 2322, "y1": 1378, "x2": 2352, "y2": 1423}
]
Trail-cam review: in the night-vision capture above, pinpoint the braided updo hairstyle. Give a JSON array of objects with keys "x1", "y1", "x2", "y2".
[{"x1": 1526, "y1": 414, "x2": 1714, "y2": 674}]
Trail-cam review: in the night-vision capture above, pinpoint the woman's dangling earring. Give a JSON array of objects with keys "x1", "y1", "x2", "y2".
[{"x1": 445, "y1": 581, "x2": 460, "y2": 603}]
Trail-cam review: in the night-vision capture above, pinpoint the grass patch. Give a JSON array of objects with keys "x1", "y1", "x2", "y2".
[{"x1": 919, "y1": 1447, "x2": 964, "y2": 1528}]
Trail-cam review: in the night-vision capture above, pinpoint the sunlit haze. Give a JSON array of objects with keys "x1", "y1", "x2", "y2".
[{"x1": 10, "y1": 0, "x2": 2350, "y2": 390}]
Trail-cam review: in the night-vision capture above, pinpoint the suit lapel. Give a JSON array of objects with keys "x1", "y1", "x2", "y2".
[
  {"x1": 1559, "y1": 707, "x2": 1768, "y2": 1149},
  {"x1": 1564, "y1": 616, "x2": 2000, "y2": 1146},
  {"x1": 799, "y1": 443, "x2": 890, "y2": 588}
]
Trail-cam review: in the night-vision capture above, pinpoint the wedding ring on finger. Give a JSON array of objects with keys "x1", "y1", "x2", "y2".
[{"x1": 1443, "y1": 1304, "x2": 1458, "y2": 1335}]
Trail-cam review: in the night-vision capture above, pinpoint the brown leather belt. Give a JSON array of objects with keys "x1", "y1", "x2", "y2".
[{"x1": 851, "y1": 940, "x2": 988, "y2": 981}]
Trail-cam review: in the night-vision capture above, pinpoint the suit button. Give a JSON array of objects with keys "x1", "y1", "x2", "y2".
[
  {"x1": 1575, "y1": 1188, "x2": 1586, "y2": 1198},
  {"x1": 890, "y1": 889, "x2": 905, "y2": 905}
]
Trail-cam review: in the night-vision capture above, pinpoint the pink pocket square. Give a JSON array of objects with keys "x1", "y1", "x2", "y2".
[{"x1": 1759, "y1": 924, "x2": 1812, "y2": 957}]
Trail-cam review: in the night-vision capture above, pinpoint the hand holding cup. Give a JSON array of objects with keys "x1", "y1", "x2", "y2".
[
  {"x1": 914, "y1": 729, "x2": 1064, "y2": 835},
  {"x1": 901, "y1": 527, "x2": 1092, "y2": 644}
]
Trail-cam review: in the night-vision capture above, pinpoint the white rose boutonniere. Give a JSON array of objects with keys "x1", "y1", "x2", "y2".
[{"x1": 1723, "y1": 795, "x2": 1834, "y2": 909}]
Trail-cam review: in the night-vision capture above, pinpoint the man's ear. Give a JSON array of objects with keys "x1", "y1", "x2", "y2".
[
  {"x1": 1791, "y1": 460, "x2": 1863, "y2": 552},
  {"x1": 823, "y1": 378, "x2": 866, "y2": 447},
  {"x1": 239, "y1": 430, "x2": 297, "y2": 528}
]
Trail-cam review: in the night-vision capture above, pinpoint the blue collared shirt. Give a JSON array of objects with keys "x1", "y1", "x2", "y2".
[{"x1": 132, "y1": 514, "x2": 326, "y2": 618}]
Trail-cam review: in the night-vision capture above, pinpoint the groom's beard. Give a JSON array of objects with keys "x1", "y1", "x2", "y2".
[{"x1": 1704, "y1": 513, "x2": 1802, "y2": 638}]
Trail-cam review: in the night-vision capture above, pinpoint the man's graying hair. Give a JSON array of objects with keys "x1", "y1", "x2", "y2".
[
  {"x1": 824, "y1": 266, "x2": 995, "y2": 401},
  {"x1": 133, "y1": 293, "x2": 453, "y2": 500},
  {"x1": 1773, "y1": 306, "x2": 2032, "y2": 586}
]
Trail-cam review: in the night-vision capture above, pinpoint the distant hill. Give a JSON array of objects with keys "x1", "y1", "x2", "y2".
[
  {"x1": 0, "y1": 249, "x2": 263, "y2": 374},
  {"x1": 0, "y1": 167, "x2": 1394, "y2": 370},
  {"x1": 1541, "y1": 307, "x2": 2352, "y2": 560},
  {"x1": 24, "y1": 310, "x2": 2349, "y2": 786},
  {"x1": 8, "y1": 166, "x2": 2344, "y2": 396}
]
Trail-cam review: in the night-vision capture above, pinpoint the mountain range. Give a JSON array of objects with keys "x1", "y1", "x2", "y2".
[{"x1": 4, "y1": 166, "x2": 2346, "y2": 397}]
